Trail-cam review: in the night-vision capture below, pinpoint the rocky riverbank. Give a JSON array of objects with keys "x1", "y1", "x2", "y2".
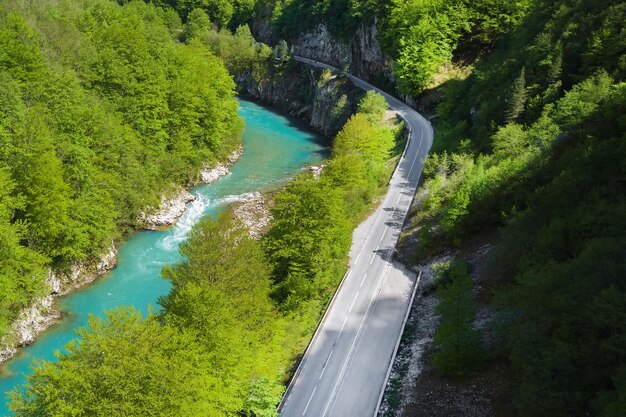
[
  {"x1": 0, "y1": 148, "x2": 243, "y2": 366},
  {"x1": 233, "y1": 192, "x2": 272, "y2": 239},
  {"x1": 0, "y1": 243, "x2": 118, "y2": 365},
  {"x1": 139, "y1": 147, "x2": 243, "y2": 230}
]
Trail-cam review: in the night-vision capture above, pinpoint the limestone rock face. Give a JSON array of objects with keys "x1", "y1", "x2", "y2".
[
  {"x1": 238, "y1": 61, "x2": 358, "y2": 137},
  {"x1": 290, "y1": 21, "x2": 394, "y2": 88},
  {"x1": 139, "y1": 190, "x2": 196, "y2": 231},
  {"x1": 291, "y1": 24, "x2": 352, "y2": 69},
  {"x1": 0, "y1": 242, "x2": 119, "y2": 365}
]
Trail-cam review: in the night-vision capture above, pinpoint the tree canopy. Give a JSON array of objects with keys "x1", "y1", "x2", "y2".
[{"x1": 0, "y1": 0, "x2": 241, "y2": 342}]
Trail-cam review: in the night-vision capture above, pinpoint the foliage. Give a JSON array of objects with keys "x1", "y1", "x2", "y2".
[
  {"x1": 156, "y1": 0, "x2": 257, "y2": 28},
  {"x1": 433, "y1": 261, "x2": 484, "y2": 378},
  {"x1": 0, "y1": 0, "x2": 241, "y2": 343},
  {"x1": 9, "y1": 308, "x2": 222, "y2": 416},
  {"x1": 160, "y1": 212, "x2": 285, "y2": 415},
  {"x1": 264, "y1": 91, "x2": 398, "y2": 310},
  {"x1": 406, "y1": 0, "x2": 626, "y2": 415},
  {"x1": 0, "y1": 167, "x2": 47, "y2": 338}
]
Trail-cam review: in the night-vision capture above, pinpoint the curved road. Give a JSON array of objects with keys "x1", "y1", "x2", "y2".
[{"x1": 279, "y1": 56, "x2": 434, "y2": 417}]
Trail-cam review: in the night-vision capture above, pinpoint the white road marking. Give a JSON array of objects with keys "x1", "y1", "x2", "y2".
[
  {"x1": 324, "y1": 260, "x2": 395, "y2": 417},
  {"x1": 303, "y1": 387, "x2": 317, "y2": 415},
  {"x1": 334, "y1": 316, "x2": 349, "y2": 345},
  {"x1": 380, "y1": 226, "x2": 388, "y2": 242},
  {"x1": 349, "y1": 292, "x2": 359, "y2": 313},
  {"x1": 321, "y1": 259, "x2": 393, "y2": 417},
  {"x1": 354, "y1": 248, "x2": 363, "y2": 262},
  {"x1": 370, "y1": 246, "x2": 379, "y2": 264},
  {"x1": 319, "y1": 353, "x2": 330, "y2": 380},
  {"x1": 359, "y1": 273, "x2": 368, "y2": 288}
]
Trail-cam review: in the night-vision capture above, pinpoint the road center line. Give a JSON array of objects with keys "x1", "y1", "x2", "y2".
[
  {"x1": 349, "y1": 292, "x2": 359, "y2": 313},
  {"x1": 302, "y1": 387, "x2": 317, "y2": 415},
  {"x1": 380, "y1": 226, "x2": 388, "y2": 242},
  {"x1": 319, "y1": 356, "x2": 329, "y2": 379},
  {"x1": 334, "y1": 316, "x2": 349, "y2": 345},
  {"x1": 359, "y1": 273, "x2": 368, "y2": 288},
  {"x1": 370, "y1": 246, "x2": 379, "y2": 264}
]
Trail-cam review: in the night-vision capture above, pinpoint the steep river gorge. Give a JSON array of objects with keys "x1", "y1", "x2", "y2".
[{"x1": 0, "y1": 99, "x2": 327, "y2": 415}]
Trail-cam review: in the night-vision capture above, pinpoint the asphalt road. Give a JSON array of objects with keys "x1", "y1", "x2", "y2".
[{"x1": 278, "y1": 56, "x2": 434, "y2": 417}]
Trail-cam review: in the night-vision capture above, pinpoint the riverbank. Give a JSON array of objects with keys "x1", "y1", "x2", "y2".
[
  {"x1": 139, "y1": 146, "x2": 243, "y2": 230},
  {"x1": 0, "y1": 100, "x2": 328, "y2": 417},
  {"x1": 0, "y1": 147, "x2": 244, "y2": 366}
]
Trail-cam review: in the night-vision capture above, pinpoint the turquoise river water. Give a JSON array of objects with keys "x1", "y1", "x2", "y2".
[{"x1": 0, "y1": 99, "x2": 327, "y2": 415}]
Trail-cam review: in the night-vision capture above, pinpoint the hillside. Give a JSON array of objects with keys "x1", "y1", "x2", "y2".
[
  {"x1": 1, "y1": 0, "x2": 624, "y2": 416},
  {"x1": 0, "y1": 0, "x2": 241, "y2": 353},
  {"x1": 178, "y1": 0, "x2": 625, "y2": 415}
]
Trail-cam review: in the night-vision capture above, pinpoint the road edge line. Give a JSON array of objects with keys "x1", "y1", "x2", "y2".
[
  {"x1": 277, "y1": 266, "x2": 351, "y2": 413},
  {"x1": 373, "y1": 269, "x2": 422, "y2": 417}
]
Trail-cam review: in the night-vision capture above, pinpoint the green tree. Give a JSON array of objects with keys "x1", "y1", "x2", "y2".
[
  {"x1": 9, "y1": 307, "x2": 223, "y2": 416},
  {"x1": 264, "y1": 178, "x2": 352, "y2": 308},
  {"x1": 505, "y1": 67, "x2": 527, "y2": 123},
  {"x1": 357, "y1": 90, "x2": 388, "y2": 123},
  {"x1": 183, "y1": 8, "x2": 212, "y2": 41},
  {"x1": 161, "y1": 212, "x2": 286, "y2": 415},
  {"x1": 433, "y1": 261, "x2": 484, "y2": 378}
]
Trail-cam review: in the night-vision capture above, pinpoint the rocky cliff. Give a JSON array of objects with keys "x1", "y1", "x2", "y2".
[
  {"x1": 237, "y1": 60, "x2": 362, "y2": 137},
  {"x1": 290, "y1": 21, "x2": 394, "y2": 90}
]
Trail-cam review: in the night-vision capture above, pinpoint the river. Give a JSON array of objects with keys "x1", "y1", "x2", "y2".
[{"x1": 0, "y1": 99, "x2": 327, "y2": 415}]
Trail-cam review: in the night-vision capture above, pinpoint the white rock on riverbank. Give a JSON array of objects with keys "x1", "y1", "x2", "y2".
[
  {"x1": 139, "y1": 190, "x2": 197, "y2": 231},
  {"x1": 198, "y1": 146, "x2": 243, "y2": 184},
  {"x1": 0, "y1": 243, "x2": 119, "y2": 365},
  {"x1": 233, "y1": 192, "x2": 272, "y2": 239},
  {"x1": 140, "y1": 147, "x2": 244, "y2": 230}
]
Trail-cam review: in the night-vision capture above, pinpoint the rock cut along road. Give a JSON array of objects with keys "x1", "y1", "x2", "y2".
[{"x1": 279, "y1": 56, "x2": 434, "y2": 417}]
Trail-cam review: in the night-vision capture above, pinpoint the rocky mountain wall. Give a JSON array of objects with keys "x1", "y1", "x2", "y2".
[
  {"x1": 237, "y1": 60, "x2": 362, "y2": 137},
  {"x1": 290, "y1": 21, "x2": 394, "y2": 89}
]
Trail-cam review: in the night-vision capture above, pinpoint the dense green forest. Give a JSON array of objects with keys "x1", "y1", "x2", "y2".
[
  {"x1": 9, "y1": 72, "x2": 402, "y2": 414},
  {"x1": 0, "y1": 0, "x2": 241, "y2": 344},
  {"x1": 4, "y1": 0, "x2": 625, "y2": 416},
  {"x1": 399, "y1": 0, "x2": 626, "y2": 416}
]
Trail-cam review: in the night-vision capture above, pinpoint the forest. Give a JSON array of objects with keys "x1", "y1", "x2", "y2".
[
  {"x1": 398, "y1": 0, "x2": 626, "y2": 416},
  {"x1": 2, "y1": 0, "x2": 625, "y2": 416},
  {"x1": 0, "y1": 0, "x2": 244, "y2": 346},
  {"x1": 9, "y1": 82, "x2": 400, "y2": 414}
]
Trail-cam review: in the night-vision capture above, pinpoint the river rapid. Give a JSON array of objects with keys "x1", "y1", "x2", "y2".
[{"x1": 0, "y1": 99, "x2": 327, "y2": 415}]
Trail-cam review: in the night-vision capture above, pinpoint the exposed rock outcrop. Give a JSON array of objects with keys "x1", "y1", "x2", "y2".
[
  {"x1": 198, "y1": 146, "x2": 243, "y2": 184},
  {"x1": 233, "y1": 192, "x2": 272, "y2": 239},
  {"x1": 140, "y1": 147, "x2": 243, "y2": 230},
  {"x1": 237, "y1": 61, "x2": 360, "y2": 136},
  {"x1": 0, "y1": 243, "x2": 119, "y2": 365},
  {"x1": 139, "y1": 190, "x2": 196, "y2": 231},
  {"x1": 286, "y1": 21, "x2": 394, "y2": 90}
]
